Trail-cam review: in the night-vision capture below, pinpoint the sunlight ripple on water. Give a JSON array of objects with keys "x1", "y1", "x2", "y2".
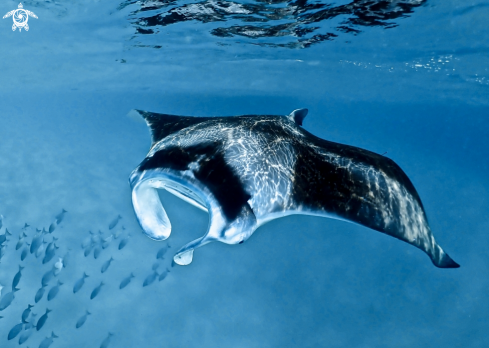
[{"x1": 121, "y1": 0, "x2": 426, "y2": 48}]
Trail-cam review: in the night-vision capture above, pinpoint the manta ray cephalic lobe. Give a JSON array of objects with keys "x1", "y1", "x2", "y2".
[{"x1": 129, "y1": 108, "x2": 459, "y2": 268}]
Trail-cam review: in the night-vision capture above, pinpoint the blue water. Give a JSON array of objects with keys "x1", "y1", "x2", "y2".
[{"x1": 0, "y1": 0, "x2": 488, "y2": 347}]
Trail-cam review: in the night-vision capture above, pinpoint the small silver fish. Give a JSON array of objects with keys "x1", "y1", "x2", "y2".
[
  {"x1": 158, "y1": 269, "x2": 170, "y2": 282},
  {"x1": 100, "y1": 332, "x2": 113, "y2": 348},
  {"x1": 21, "y1": 304, "x2": 34, "y2": 322},
  {"x1": 109, "y1": 215, "x2": 122, "y2": 230},
  {"x1": 143, "y1": 271, "x2": 158, "y2": 287},
  {"x1": 90, "y1": 282, "x2": 104, "y2": 300},
  {"x1": 12, "y1": 265, "x2": 24, "y2": 289},
  {"x1": 55, "y1": 209, "x2": 67, "y2": 224},
  {"x1": 156, "y1": 245, "x2": 170, "y2": 260},
  {"x1": 84, "y1": 243, "x2": 94, "y2": 257},
  {"x1": 73, "y1": 273, "x2": 89, "y2": 294},
  {"x1": 81, "y1": 234, "x2": 92, "y2": 249},
  {"x1": 36, "y1": 241, "x2": 48, "y2": 258},
  {"x1": 47, "y1": 280, "x2": 63, "y2": 301},
  {"x1": 54, "y1": 257, "x2": 64, "y2": 275},
  {"x1": 41, "y1": 268, "x2": 55, "y2": 286},
  {"x1": 39, "y1": 331, "x2": 58, "y2": 348},
  {"x1": 36, "y1": 308, "x2": 52, "y2": 331},
  {"x1": 18, "y1": 326, "x2": 33, "y2": 344},
  {"x1": 35, "y1": 285, "x2": 48, "y2": 303},
  {"x1": 119, "y1": 273, "x2": 134, "y2": 289},
  {"x1": 15, "y1": 231, "x2": 27, "y2": 250},
  {"x1": 102, "y1": 235, "x2": 113, "y2": 249},
  {"x1": 7, "y1": 321, "x2": 23, "y2": 340},
  {"x1": 101, "y1": 257, "x2": 114, "y2": 273},
  {"x1": 62, "y1": 249, "x2": 71, "y2": 268},
  {"x1": 118, "y1": 235, "x2": 131, "y2": 250},
  {"x1": 21, "y1": 246, "x2": 29, "y2": 261},
  {"x1": 94, "y1": 246, "x2": 102, "y2": 259},
  {"x1": 30, "y1": 233, "x2": 43, "y2": 254},
  {"x1": 43, "y1": 240, "x2": 58, "y2": 264},
  {"x1": 0, "y1": 288, "x2": 20, "y2": 311},
  {"x1": 75, "y1": 310, "x2": 91, "y2": 329},
  {"x1": 48, "y1": 220, "x2": 57, "y2": 233}
]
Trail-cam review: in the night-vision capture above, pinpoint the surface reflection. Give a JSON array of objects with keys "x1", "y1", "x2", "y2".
[{"x1": 120, "y1": 0, "x2": 426, "y2": 48}]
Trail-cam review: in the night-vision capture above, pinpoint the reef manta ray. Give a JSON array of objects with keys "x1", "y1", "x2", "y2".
[{"x1": 129, "y1": 108, "x2": 459, "y2": 268}]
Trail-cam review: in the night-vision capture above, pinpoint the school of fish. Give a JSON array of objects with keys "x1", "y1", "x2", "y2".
[{"x1": 0, "y1": 210, "x2": 172, "y2": 347}]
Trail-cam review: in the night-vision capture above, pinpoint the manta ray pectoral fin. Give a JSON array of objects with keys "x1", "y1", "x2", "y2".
[
  {"x1": 426, "y1": 241, "x2": 459, "y2": 268},
  {"x1": 436, "y1": 251, "x2": 459, "y2": 268},
  {"x1": 173, "y1": 203, "x2": 257, "y2": 266},
  {"x1": 131, "y1": 109, "x2": 213, "y2": 147},
  {"x1": 131, "y1": 179, "x2": 171, "y2": 241},
  {"x1": 287, "y1": 108, "x2": 308, "y2": 126}
]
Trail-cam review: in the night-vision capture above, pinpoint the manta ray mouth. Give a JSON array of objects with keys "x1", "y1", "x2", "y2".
[
  {"x1": 156, "y1": 180, "x2": 208, "y2": 213},
  {"x1": 131, "y1": 170, "x2": 208, "y2": 241}
]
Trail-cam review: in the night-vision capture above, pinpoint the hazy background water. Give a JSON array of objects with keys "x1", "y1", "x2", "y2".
[{"x1": 0, "y1": 0, "x2": 488, "y2": 347}]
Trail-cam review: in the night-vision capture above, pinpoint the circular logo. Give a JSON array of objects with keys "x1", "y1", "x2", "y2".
[{"x1": 13, "y1": 9, "x2": 28, "y2": 27}]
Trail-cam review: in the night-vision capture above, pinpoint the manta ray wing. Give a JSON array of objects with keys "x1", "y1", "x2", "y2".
[
  {"x1": 133, "y1": 110, "x2": 214, "y2": 148},
  {"x1": 292, "y1": 130, "x2": 459, "y2": 268},
  {"x1": 3, "y1": 10, "x2": 14, "y2": 19},
  {"x1": 133, "y1": 109, "x2": 290, "y2": 148}
]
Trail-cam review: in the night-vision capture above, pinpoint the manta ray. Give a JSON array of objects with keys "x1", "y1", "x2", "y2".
[{"x1": 129, "y1": 108, "x2": 459, "y2": 268}]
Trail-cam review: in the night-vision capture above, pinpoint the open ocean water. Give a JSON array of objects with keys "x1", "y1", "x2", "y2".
[{"x1": 0, "y1": 0, "x2": 488, "y2": 347}]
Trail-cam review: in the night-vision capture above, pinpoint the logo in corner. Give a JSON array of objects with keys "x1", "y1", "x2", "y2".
[{"x1": 3, "y1": 3, "x2": 38, "y2": 32}]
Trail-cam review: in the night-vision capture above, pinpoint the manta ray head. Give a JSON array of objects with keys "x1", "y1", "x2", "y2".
[{"x1": 130, "y1": 163, "x2": 256, "y2": 246}]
